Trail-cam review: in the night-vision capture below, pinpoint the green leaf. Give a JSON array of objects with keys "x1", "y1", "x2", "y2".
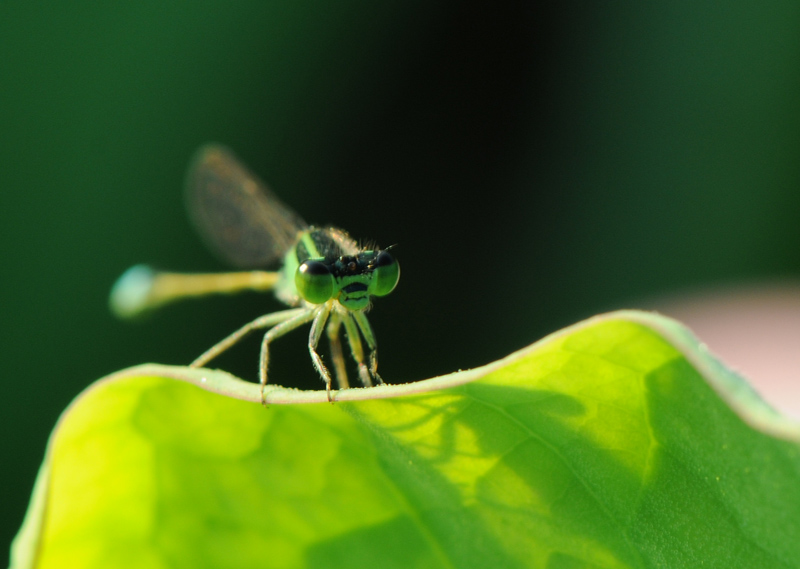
[{"x1": 10, "y1": 311, "x2": 800, "y2": 569}]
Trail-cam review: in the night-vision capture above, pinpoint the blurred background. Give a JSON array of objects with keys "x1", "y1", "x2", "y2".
[{"x1": 2, "y1": 1, "x2": 800, "y2": 555}]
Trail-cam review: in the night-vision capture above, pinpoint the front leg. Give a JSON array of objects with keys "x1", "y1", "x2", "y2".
[
  {"x1": 308, "y1": 302, "x2": 335, "y2": 401},
  {"x1": 325, "y1": 314, "x2": 350, "y2": 390}
]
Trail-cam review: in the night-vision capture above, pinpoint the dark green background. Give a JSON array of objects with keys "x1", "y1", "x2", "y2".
[{"x1": 2, "y1": 2, "x2": 799, "y2": 558}]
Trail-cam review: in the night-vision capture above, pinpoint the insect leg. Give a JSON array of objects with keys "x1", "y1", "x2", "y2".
[
  {"x1": 325, "y1": 313, "x2": 350, "y2": 390},
  {"x1": 307, "y1": 302, "x2": 335, "y2": 401},
  {"x1": 353, "y1": 311, "x2": 383, "y2": 385},
  {"x1": 258, "y1": 307, "x2": 319, "y2": 404},
  {"x1": 190, "y1": 307, "x2": 307, "y2": 369},
  {"x1": 342, "y1": 313, "x2": 372, "y2": 388}
]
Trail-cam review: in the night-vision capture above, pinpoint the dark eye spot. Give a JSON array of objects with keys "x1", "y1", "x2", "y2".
[
  {"x1": 301, "y1": 260, "x2": 330, "y2": 276},
  {"x1": 374, "y1": 250, "x2": 394, "y2": 268}
]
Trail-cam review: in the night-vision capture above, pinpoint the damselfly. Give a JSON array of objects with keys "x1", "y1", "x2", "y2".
[{"x1": 110, "y1": 145, "x2": 399, "y2": 402}]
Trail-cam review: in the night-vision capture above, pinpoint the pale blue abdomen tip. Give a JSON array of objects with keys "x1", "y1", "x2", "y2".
[{"x1": 109, "y1": 264, "x2": 156, "y2": 319}]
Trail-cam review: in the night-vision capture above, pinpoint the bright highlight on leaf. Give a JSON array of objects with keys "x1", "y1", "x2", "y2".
[{"x1": 10, "y1": 311, "x2": 800, "y2": 569}]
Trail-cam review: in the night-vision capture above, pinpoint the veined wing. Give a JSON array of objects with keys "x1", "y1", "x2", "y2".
[{"x1": 185, "y1": 144, "x2": 306, "y2": 268}]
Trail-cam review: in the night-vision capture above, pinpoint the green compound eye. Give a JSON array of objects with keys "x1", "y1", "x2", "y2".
[
  {"x1": 295, "y1": 260, "x2": 334, "y2": 304},
  {"x1": 371, "y1": 251, "x2": 399, "y2": 297}
]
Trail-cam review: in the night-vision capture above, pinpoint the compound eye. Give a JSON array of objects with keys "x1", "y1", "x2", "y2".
[
  {"x1": 295, "y1": 261, "x2": 334, "y2": 304},
  {"x1": 371, "y1": 251, "x2": 399, "y2": 297}
]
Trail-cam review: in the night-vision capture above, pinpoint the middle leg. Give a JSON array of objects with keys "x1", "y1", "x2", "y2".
[
  {"x1": 353, "y1": 311, "x2": 383, "y2": 385},
  {"x1": 342, "y1": 312, "x2": 373, "y2": 388}
]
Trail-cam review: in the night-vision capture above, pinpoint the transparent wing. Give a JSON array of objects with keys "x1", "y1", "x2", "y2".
[{"x1": 185, "y1": 144, "x2": 307, "y2": 268}]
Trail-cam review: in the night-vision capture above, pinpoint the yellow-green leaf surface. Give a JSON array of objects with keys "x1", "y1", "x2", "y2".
[{"x1": 10, "y1": 311, "x2": 800, "y2": 568}]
